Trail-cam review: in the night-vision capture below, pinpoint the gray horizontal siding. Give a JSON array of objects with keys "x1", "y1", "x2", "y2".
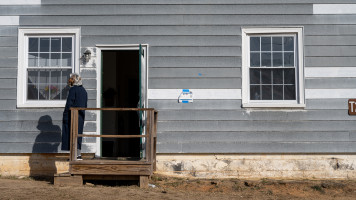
[
  {"x1": 149, "y1": 100, "x2": 242, "y2": 110},
  {"x1": 0, "y1": 121, "x2": 96, "y2": 132},
  {"x1": 0, "y1": 89, "x2": 16, "y2": 99},
  {"x1": 157, "y1": 131, "x2": 354, "y2": 143},
  {"x1": 0, "y1": 110, "x2": 96, "y2": 121},
  {"x1": 150, "y1": 47, "x2": 240, "y2": 57},
  {"x1": 0, "y1": 26, "x2": 17, "y2": 36},
  {"x1": 0, "y1": 47, "x2": 17, "y2": 58},
  {"x1": 20, "y1": 15, "x2": 356, "y2": 26},
  {"x1": 0, "y1": 143, "x2": 94, "y2": 153},
  {"x1": 0, "y1": 37, "x2": 17, "y2": 47},
  {"x1": 0, "y1": 68, "x2": 17, "y2": 78},
  {"x1": 41, "y1": 0, "x2": 356, "y2": 5},
  {"x1": 0, "y1": 58, "x2": 17, "y2": 68},
  {"x1": 150, "y1": 99, "x2": 351, "y2": 110},
  {"x1": 0, "y1": 132, "x2": 96, "y2": 143},
  {"x1": 0, "y1": 5, "x2": 312, "y2": 15},
  {"x1": 306, "y1": 99, "x2": 350, "y2": 110},
  {"x1": 306, "y1": 78, "x2": 356, "y2": 89},
  {"x1": 304, "y1": 25, "x2": 356, "y2": 36},
  {"x1": 149, "y1": 68, "x2": 241, "y2": 78},
  {"x1": 1, "y1": 2, "x2": 356, "y2": 155},
  {"x1": 149, "y1": 78, "x2": 241, "y2": 89},
  {"x1": 0, "y1": 100, "x2": 16, "y2": 110},
  {"x1": 305, "y1": 57, "x2": 356, "y2": 67},
  {"x1": 157, "y1": 142, "x2": 356, "y2": 154},
  {"x1": 305, "y1": 36, "x2": 356, "y2": 46},
  {"x1": 157, "y1": 110, "x2": 350, "y2": 121},
  {"x1": 0, "y1": 79, "x2": 16, "y2": 89},
  {"x1": 150, "y1": 57, "x2": 241, "y2": 68},
  {"x1": 82, "y1": 36, "x2": 240, "y2": 47},
  {"x1": 157, "y1": 121, "x2": 356, "y2": 132},
  {"x1": 306, "y1": 46, "x2": 356, "y2": 57},
  {"x1": 82, "y1": 25, "x2": 242, "y2": 36}
]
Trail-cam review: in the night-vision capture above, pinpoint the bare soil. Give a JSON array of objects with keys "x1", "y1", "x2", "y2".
[{"x1": 0, "y1": 175, "x2": 356, "y2": 199}]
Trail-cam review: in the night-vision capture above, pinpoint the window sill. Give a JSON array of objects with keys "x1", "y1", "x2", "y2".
[
  {"x1": 242, "y1": 103, "x2": 306, "y2": 108},
  {"x1": 17, "y1": 101, "x2": 66, "y2": 108}
]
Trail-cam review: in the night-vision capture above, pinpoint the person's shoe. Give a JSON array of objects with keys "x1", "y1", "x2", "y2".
[{"x1": 77, "y1": 155, "x2": 83, "y2": 160}]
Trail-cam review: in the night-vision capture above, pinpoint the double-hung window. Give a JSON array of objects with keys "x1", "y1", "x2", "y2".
[
  {"x1": 241, "y1": 28, "x2": 305, "y2": 107},
  {"x1": 17, "y1": 28, "x2": 80, "y2": 107}
]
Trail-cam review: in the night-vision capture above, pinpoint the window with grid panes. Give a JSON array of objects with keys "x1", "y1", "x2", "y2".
[
  {"x1": 241, "y1": 28, "x2": 304, "y2": 107},
  {"x1": 249, "y1": 35, "x2": 296, "y2": 101},
  {"x1": 27, "y1": 37, "x2": 73, "y2": 100},
  {"x1": 17, "y1": 28, "x2": 80, "y2": 108}
]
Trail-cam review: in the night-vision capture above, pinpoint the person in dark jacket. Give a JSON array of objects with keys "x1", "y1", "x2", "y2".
[{"x1": 61, "y1": 73, "x2": 88, "y2": 160}]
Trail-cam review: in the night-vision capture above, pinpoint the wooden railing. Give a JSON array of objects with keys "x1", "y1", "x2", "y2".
[{"x1": 69, "y1": 108, "x2": 157, "y2": 165}]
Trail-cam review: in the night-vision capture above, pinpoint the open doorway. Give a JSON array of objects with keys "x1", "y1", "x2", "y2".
[{"x1": 101, "y1": 49, "x2": 145, "y2": 158}]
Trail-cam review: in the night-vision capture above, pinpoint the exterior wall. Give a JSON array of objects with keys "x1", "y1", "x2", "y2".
[{"x1": 0, "y1": 0, "x2": 356, "y2": 177}]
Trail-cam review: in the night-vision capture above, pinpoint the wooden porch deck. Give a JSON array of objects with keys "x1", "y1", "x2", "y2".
[{"x1": 55, "y1": 108, "x2": 157, "y2": 188}]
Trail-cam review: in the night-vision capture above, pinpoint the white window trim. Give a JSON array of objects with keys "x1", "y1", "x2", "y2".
[
  {"x1": 241, "y1": 27, "x2": 305, "y2": 108},
  {"x1": 17, "y1": 27, "x2": 81, "y2": 108}
]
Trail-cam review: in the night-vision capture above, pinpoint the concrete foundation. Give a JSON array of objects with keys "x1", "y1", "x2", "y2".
[
  {"x1": 156, "y1": 154, "x2": 356, "y2": 179},
  {"x1": 1, "y1": 154, "x2": 355, "y2": 179}
]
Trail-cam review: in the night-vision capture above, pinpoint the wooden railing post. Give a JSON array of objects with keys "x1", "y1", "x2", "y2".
[
  {"x1": 145, "y1": 110, "x2": 151, "y2": 163},
  {"x1": 70, "y1": 109, "x2": 78, "y2": 161}
]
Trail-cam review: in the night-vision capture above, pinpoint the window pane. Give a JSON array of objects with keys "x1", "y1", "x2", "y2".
[
  {"x1": 62, "y1": 37, "x2": 72, "y2": 52},
  {"x1": 261, "y1": 37, "x2": 271, "y2": 51},
  {"x1": 27, "y1": 84, "x2": 38, "y2": 100},
  {"x1": 284, "y1": 85, "x2": 296, "y2": 100},
  {"x1": 272, "y1": 37, "x2": 282, "y2": 51},
  {"x1": 250, "y1": 53, "x2": 260, "y2": 67},
  {"x1": 261, "y1": 69, "x2": 271, "y2": 84},
  {"x1": 250, "y1": 69, "x2": 260, "y2": 84},
  {"x1": 284, "y1": 69, "x2": 295, "y2": 84},
  {"x1": 51, "y1": 70, "x2": 61, "y2": 84},
  {"x1": 29, "y1": 38, "x2": 38, "y2": 52},
  {"x1": 51, "y1": 53, "x2": 60, "y2": 66},
  {"x1": 261, "y1": 53, "x2": 271, "y2": 67},
  {"x1": 250, "y1": 37, "x2": 260, "y2": 51},
  {"x1": 273, "y1": 69, "x2": 283, "y2": 84},
  {"x1": 51, "y1": 38, "x2": 61, "y2": 52},
  {"x1": 273, "y1": 53, "x2": 282, "y2": 67},
  {"x1": 262, "y1": 85, "x2": 272, "y2": 100},
  {"x1": 39, "y1": 53, "x2": 50, "y2": 66},
  {"x1": 40, "y1": 38, "x2": 50, "y2": 52},
  {"x1": 39, "y1": 70, "x2": 49, "y2": 84},
  {"x1": 28, "y1": 70, "x2": 38, "y2": 84},
  {"x1": 62, "y1": 53, "x2": 72, "y2": 67},
  {"x1": 28, "y1": 53, "x2": 38, "y2": 67},
  {"x1": 273, "y1": 85, "x2": 283, "y2": 100},
  {"x1": 39, "y1": 84, "x2": 49, "y2": 100},
  {"x1": 250, "y1": 85, "x2": 261, "y2": 100},
  {"x1": 284, "y1": 37, "x2": 294, "y2": 51},
  {"x1": 62, "y1": 69, "x2": 71, "y2": 84},
  {"x1": 49, "y1": 83, "x2": 61, "y2": 100},
  {"x1": 284, "y1": 52, "x2": 294, "y2": 67}
]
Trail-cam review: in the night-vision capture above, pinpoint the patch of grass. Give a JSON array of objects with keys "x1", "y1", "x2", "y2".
[{"x1": 311, "y1": 185, "x2": 325, "y2": 193}]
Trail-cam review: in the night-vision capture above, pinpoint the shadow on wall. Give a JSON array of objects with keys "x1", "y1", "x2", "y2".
[{"x1": 29, "y1": 115, "x2": 61, "y2": 179}]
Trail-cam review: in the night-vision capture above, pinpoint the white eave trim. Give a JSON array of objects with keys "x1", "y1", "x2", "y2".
[{"x1": 314, "y1": 4, "x2": 356, "y2": 14}]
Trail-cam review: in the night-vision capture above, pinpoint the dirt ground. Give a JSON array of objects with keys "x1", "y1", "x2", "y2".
[{"x1": 0, "y1": 175, "x2": 356, "y2": 200}]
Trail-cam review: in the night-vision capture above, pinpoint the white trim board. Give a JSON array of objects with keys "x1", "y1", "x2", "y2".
[
  {"x1": 0, "y1": 0, "x2": 40, "y2": 5},
  {"x1": 306, "y1": 67, "x2": 356, "y2": 78},
  {"x1": 314, "y1": 4, "x2": 356, "y2": 14},
  {"x1": 148, "y1": 89, "x2": 241, "y2": 100},
  {"x1": 305, "y1": 89, "x2": 356, "y2": 99},
  {"x1": 0, "y1": 16, "x2": 19, "y2": 25}
]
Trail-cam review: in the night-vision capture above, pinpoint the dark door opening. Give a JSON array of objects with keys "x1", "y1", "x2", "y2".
[{"x1": 101, "y1": 50, "x2": 141, "y2": 158}]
